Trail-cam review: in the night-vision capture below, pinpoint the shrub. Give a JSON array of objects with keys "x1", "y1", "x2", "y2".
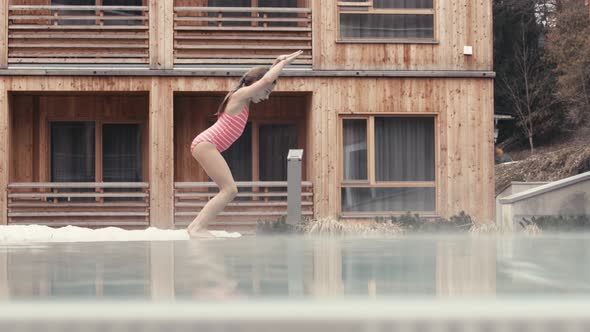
[{"x1": 522, "y1": 215, "x2": 590, "y2": 232}]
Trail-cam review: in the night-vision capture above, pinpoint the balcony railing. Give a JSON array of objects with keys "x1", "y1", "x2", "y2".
[
  {"x1": 174, "y1": 6, "x2": 312, "y2": 66},
  {"x1": 5, "y1": 4, "x2": 313, "y2": 67},
  {"x1": 7, "y1": 182, "x2": 150, "y2": 228},
  {"x1": 7, "y1": 5, "x2": 149, "y2": 64},
  {"x1": 174, "y1": 181, "x2": 314, "y2": 232}
]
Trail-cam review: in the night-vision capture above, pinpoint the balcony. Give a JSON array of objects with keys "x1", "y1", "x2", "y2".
[
  {"x1": 174, "y1": 181, "x2": 314, "y2": 233},
  {"x1": 5, "y1": 2, "x2": 312, "y2": 67},
  {"x1": 174, "y1": 5, "x2": 312, "y2": 66},
  {"x1": 7, "y1": 182, "x2": 150, "y2": 228},
  {"x1": 7, "y1": 4, "x2": 150, "y2": 65}
]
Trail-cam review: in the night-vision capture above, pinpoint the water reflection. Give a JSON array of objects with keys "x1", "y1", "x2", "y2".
[{"x1": 1, "y1": 235, "x2": 589, "y2": 301}]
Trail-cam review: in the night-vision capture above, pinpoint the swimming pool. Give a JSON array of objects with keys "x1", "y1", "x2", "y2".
[{"x1": 1, "y1": 234, "x2": 589, "y2": 331}]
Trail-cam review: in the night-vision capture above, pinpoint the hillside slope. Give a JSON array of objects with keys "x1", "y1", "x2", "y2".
[{"x1": 495, "y1": 142, "x2": 590, "y2": 195}]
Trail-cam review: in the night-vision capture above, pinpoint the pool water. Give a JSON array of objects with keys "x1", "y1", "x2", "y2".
[{"x1": 2, "y1": 234, "x2": 589, "y2": 300}]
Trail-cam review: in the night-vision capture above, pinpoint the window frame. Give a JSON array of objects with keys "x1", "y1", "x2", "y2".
[
  {"x1": 338, "y1": 113, "x2": 438, "y2": 217},
  {"x1": 336, "y1": 0, "x2": 438, "y2": 44}
]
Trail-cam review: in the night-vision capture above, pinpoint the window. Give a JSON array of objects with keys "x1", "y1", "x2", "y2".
[
  {"x1": 259, "y1": 124, "x2": 298, "y2": 181},
  {"x1": 208, "y1": 0, "x2": 301, "y2": 27},
  {"x1": 341, "y1": 116, "x2": 436, "y2": 214},
  {"x1": 102, "y1": 124, "x2": 142, "y2": 182},
  {"x1": 51, "y1": 0, "x2": 144, "y2": 26},
  {"x1": 102, "y1": 123, "x2": 143, "y2": 201},
  {"x1": 51, "y1": 122, "x2": 96, "y2": 182},
  {"x1": 51, "y1": 0, "x2": 96, "y2": 25},
  {"x1": 51, "y1": 121, "x2": 144, "y2": 183},
  {"x1": 338, "y1": 0, "x2": 435, "y2": 42},
  {"x1": 208, "y1": 0, "x2": 251, "y2": 27},
  {"x1": 102, "y1": 0, "x2": 144, "y2": 26},
  {"x1": 214, "y1": 121, "x2": 299, "y2": 182},
  {"x1": 222, "y1": 123, "x2": 253, "y2": 181}
]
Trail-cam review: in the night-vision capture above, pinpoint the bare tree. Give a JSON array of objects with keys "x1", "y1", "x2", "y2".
[
  {"x1": 545, "y1": 0, "x2": 590, "y2": 128},
  {"x1": 501, "y1": 26, "x2": 558, "y2": 154}
]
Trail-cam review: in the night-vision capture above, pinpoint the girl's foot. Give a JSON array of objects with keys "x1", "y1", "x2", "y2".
[{"x1": 187, "y1": 228, "x2": 215, "y2": 239}]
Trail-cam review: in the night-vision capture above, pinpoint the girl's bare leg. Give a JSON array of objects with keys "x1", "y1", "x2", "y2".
[{"x1": 187, "y1": 142, "x2": 238, "y2": 238}]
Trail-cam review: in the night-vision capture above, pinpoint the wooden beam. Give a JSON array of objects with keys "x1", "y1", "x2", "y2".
[
  {"x1": 0, "y1": 78, "x2": 8, "y2": 225},
  {"x1": 149, "y1": 78, "x2": 174, "y2": 229},
  {"x1": 149, "y1": 0, "x2": 173, "y2": 69},
  {"x1": 8, "y1": 182, "x2": 149, "y2": 188},
  {"x1": 0, "y1": 69, "x2": 496, "y2": 78},
  {"x1": 252, "y1": 122, "x2": 260, "y2": 182},
  {"x1": 149, "y1": 242, "x2": 175, "y2": 300},
  {"x1": 0, "y1": 0, "x2": 7, "y2": 68},
  {"x1": 95, "y1": 120, "x2": 103, "y2": 203},
  {"x1": 0, "y1": 247, "x2": 7, "y2": 300}
]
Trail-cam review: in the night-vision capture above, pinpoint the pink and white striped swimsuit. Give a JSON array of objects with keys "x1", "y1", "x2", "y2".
[{"x1": 191, "y1": 107, "x2": 249, "y2": 153}]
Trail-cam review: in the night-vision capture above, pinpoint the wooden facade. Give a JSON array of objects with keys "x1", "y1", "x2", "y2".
[{"x1": 0, "y1": 0, "x2": 495, "y2": 231}]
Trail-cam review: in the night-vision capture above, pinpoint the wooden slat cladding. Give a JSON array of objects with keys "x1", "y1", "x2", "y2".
[
  {"x1": 0, "y1": 0, "x2": 8, "y2": 68},
  {"x1": 2, "y1": 76, "x2": 494, "y2": 226},
  {"x1": 314, "y1": 0, "x2": 493, "y2": 70},
  {"x1": 7, "y1": 182, "x2": 150, "y2": 228},
  {"x1": 173, "y1": 6, "x2": 312, "y2": 66},
  {"x1": 174, "y1": 181, "x2": 314, "y2": 230},
  {"x1": 8, "y1": 4, "x2": 149, "y2": 65},
  {"x1": 0, "y1": 78, "x2": 7, "y2": 225}
]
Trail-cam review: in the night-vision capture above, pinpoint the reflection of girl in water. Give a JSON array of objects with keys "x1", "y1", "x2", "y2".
[{"x1": 186, "y1": 241, "x2": 241, "y2": 300}]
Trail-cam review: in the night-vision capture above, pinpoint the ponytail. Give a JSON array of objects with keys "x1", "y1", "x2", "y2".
[
  {"x1": 214, "y1": 80, "x2": 245, "y2": 117},
  {"x1": 214, "y1": 66, "x2": 268, "y2": 117}
]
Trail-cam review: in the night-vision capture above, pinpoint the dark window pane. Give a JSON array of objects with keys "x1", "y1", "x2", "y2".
[
  {"x1": 102, "y1": 124, "x2": 142, "y2": 182},
  {"x1": 340, "y1": 14, "x2": 434, "y2": 39},
  {"x1": 375, "y1": 117, "x2": 434, "y2": 182},
  {"x1": 208, "y1": 0, "x2": 251, "y2": 27},
  {"x1": 102, "y1": 0, "x2": 144, "y2": 26},
  {"x1": 342, "y1": 119, "x2": 367, "y2": 181},
  {"x1": 51, "y1": 122, "x2": 95, "y2": 182},
  {"x1": 259, "y1": 124, "x2": 297, "y2": 181},
  {"x1": 341, "y1": 187, "x2": 435, "y2": 212},
  {"x1": 374, "y1": 0, "x2": 433, "y2": 9},
  {"x1": 51, "y1": 0, "x2": 96, "y2": 25},
  {"x1": 259, "y1": 0, "x2": 300, "y2": 27},
  {"x1": 222, "y1": 122, "x2": 252, "y2": 181}
]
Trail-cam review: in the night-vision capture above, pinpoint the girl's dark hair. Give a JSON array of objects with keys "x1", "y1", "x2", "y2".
[{"x1": 215, "y1": 66, "x2": 269, "y2": 116}]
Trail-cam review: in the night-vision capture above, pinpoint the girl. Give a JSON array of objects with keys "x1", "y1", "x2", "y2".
[{"x1": 187, "y1": 50, "x2": 303, "y2": 238}]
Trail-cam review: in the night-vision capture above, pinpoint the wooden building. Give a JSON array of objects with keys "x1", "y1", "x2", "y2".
[{"x1": 0, "y1": 0, "x2": 495, "y2": 232}]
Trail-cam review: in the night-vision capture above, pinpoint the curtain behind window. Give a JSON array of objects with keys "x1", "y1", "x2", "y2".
[
  {"x1": 102, "y1": 124, "x2": 142, "y2": 182},
  {"x1": 340, "y1": 13, "x2": 434, "y2": 39},
  {"x1": 342, "y1": 119, "x2": 367, "y2": 181},
  {"x1": 51, "y1": 122, "x2": 95, "y2": 182},
  {"x1": 375, "y1": 117, "x2": 434, "y2": 182},
  {"x1": 222, "y1": 122, "x2": 252, "y2": 181},
  {"x1": 259, "y1": 124, "x2": 297, "y2": 181},
  {"x1": 341, "y1": 116, "x2": 436, "y2": 213}
]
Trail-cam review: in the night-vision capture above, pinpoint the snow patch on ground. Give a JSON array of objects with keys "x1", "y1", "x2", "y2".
[{"x1": 0, "y1": 225, "x2": 241, "y2": 243}]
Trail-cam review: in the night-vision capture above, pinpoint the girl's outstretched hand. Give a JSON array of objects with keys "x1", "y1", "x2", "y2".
[{"x1": 276, "y1": 50, "x2": 303, "y2": 64}]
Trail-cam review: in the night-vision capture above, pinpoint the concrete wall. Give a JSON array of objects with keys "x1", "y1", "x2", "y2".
[
  {"x1": 495, "y1": 182, "x2": 547, "y2": 225},
  {"x1": 499, "y1": 172, "x2": 590, "y2": 231}
]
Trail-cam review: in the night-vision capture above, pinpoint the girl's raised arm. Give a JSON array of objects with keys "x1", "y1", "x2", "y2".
[{"x1": 231, "y1": 50, "x2": 303, "y2": 102}]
